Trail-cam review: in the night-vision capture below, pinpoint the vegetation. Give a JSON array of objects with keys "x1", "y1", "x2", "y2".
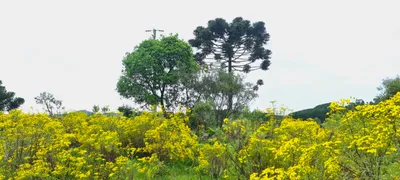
[
  {"x1": 188, "y1": 17, "x2": 271, "y2": 75},
  {"x1": 188, "y1": 69, "x2": 259, "y2": 127},
  {"x1": 189, "y1": 17, "x2": 272, "y2": 113},
  {"x1": 2, "y1": 93, "x2": 400, "y2": 179},
  {"x1": 34, "y1": 92, "x2": 64, "y2": 117},
  {"x1": 290, "y1": 99, "x2": 366, "y2": 124},
  {"x1": 117, "y1": 35, "x2": 198, "y2": 116},
  {"x1": 0, "y1": 80, "x2": 25, "y2": 112},
  {"x1": 2, "y1": 16, "x2": 399, "y2": 179},
  {"x1": 373, "y1": 75, "x2": 400, "y2": 104},
  {"x1": 92, "y1": 105, "x2": 100, "y2": 113},
  {"x1": 290, "y1": 102, "x2": 331, "y2": 124}
]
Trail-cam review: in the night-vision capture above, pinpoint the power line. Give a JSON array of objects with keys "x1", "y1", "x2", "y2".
[{"x1": 145, "y1": 28, "x2": 164, "y2": 40}]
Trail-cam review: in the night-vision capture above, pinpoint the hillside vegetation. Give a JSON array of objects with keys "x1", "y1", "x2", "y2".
[
  {"x1": 2, "y1": 16, "x2": 400, "y2": 179},
  {"x1": 1, "y1": 93, "x2": 400, "y2": 179}
]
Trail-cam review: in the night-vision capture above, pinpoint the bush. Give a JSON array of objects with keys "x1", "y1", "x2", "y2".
[
  {"x1": 188, "y1": 102, "x2": 217, "y2": 136},
  {"x1": 0, "y1": 110, "x2": 197, "y2": 179},
  {"x1": 2, "y1": 93, "x2": 400, "y2": 179}
]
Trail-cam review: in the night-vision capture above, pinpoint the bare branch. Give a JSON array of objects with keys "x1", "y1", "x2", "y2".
[
  {"x1": 249, "y1": 67, "x2": 261, "y2": 71},
  {"x1": 232, "y1": 67, "x2": 243, "y2": 71},
  {"x1": 211, "y1": 40, "x2": 224, "y2": 48},
  {"x1": 231, "y1": 59, "x2": 250, "y2": 63}
]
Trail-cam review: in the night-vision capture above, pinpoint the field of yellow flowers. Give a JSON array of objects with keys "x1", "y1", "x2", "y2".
[{"x1": 1, "y1": 93, "x2": 400, "y2": 179}]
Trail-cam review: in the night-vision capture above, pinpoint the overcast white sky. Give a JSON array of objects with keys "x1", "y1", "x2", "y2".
[{"x1": 1, "y1": 0, "x2": 399, "y2": 113}]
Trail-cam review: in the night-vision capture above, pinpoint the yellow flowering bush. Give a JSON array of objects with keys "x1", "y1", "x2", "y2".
[
  {"x1": 132, "y1": 154, "x2": 166, "y2": 179},
  {"x1": 117, "y1": 112, "x2": 163, "y2": 149},
  {"x1": 143, "y1": 113, "x2": 198, "y2": 162},
  {"x1": 0, "y1": 110, "x2": 196, "y2": 179},
  {"x1": 250, "y1": 167, "x2": 287, "y2": 180},
  {"x1": 197, "y1": 140, "x2": 230, "y2": 179},
  {"x1": 323, "y1": 92, "x2": 400, "y2": 179},
  {"x1": 222, "y1": 119, "x2": 252, "y2": 151},
  {"x1": 1, "y1": 92, "x2": 400, "y2": 179},
  {"x1": 243, "y1": 116, "x2": 338, "y2": 179},
  {"x1": 250, "y1": 92, "x2": 400, "y2": 179}
]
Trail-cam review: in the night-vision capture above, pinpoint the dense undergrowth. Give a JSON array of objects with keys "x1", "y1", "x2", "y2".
[{"x1": 1, "y1": 93, "x2": 400, "y2": 179}]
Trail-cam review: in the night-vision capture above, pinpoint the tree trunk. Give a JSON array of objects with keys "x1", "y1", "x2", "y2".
[
  {"x1": 161, "y1": 104, "x2": 168, "y2": 118},
  {"x1": 160, "y1": 85, "x2": 168, "y2": 118},
  {"x1": 227, "y1": 57, "x2": 233, "y2": 118}
]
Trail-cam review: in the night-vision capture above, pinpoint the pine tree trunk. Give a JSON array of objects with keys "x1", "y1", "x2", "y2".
[{"x1": 227, "y1": 57, "x2": 233, "y2": 117}]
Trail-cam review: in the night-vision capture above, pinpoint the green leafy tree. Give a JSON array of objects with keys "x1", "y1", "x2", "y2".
[
  {"x1": 188, "y1": 68, "x2": 258, "y2": 127},
  {"x1": 188, "y1": 17, "x2": 272, "y2": 112},
  {"x1": 189, "y1": 101, "x2": 217, "y2": 135},
  {"x1": 34, "y1": 92, "x2": 64, "y2": 117},
  {"x1": 101, "y1": 105, "x2": 110, "y2": 114},
  {"x1": 373, "y1": 75, "x2": 400, "y2": 103},
  {"x1": 117, "y1": 105, "x2": 133, "y2": 118},
  {"x1": 92, "y1": 105, "x2": 100, "y2": 113},
  {"x1": 0, "y1": 80, "x2": 25, "y2": 112},
  {"x1": 117, "y1": 35, "x2": 199, "y2": 116}
]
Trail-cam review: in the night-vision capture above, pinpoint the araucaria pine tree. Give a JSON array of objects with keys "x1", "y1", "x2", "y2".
[{"x1": 189, "y1": 17, "x2": 272, "y2": 112}]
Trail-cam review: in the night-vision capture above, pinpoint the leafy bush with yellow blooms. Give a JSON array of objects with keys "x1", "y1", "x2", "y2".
[
  {"x1": 0, "y1": 110, "x2": 197, "y2": 179},
  {"x1": 1, "y1": 92, "x2": 400, "y2": 179}
]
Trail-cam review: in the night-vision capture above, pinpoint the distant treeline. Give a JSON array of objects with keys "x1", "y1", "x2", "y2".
[{"x1": 290, "y1": 103, "x2": 331, "y2": 124}]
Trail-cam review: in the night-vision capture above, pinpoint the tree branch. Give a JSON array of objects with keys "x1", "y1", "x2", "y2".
[
  {"x1": 249, "y1": 67, "x2": 261, "y2": 71},
  {"x1": 211, "y1": 40, "x2": 223, "y2": 48},
  {"x1": 232, "y1": 67, "x2": 243, "y2": 71},
  {"x1": 140, "y1": 77, "x2": 160, "y2": 99},
  {"x1": 231, "y1": 59, "x2": 250, "y2": 63}
]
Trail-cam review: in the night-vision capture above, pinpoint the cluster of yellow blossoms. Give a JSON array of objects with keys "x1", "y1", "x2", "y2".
[
  {"x1": 249, "y1": 92, "x2": 400, "y2": 179},
  {"x1": 0, "y1": 111, "x2": 197, "y2": 179},
  {"x1": 1, "y1": 92, "x2": 400, "y2": 179}
]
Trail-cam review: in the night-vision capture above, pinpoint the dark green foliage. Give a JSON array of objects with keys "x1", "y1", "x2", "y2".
[
  {"x1": 92, "y1": 105, "x2": 100, "y2": 113},
  {"x1": 189, "y1": 17, "x2": 272, "y2": 112},
  {"x1": 117, "y1": 105, "x2": 143, "y2": 118},
  {"x1": 189, "y1": 102, "x2": 217, "y2": 134},
  {"x1": 345, "y1": 99, "x2": 365, "y2": 110},
  {"x1": 291, "y1": 99, "x2": 366, "y2": 124},
  {"x1": 189, "y1": 17, "x2": 271, "y2": 73},
  {"x1": 290, "y1": 103, "x2": 331, "y2": 124},
  {"x1": 373, "y1": 75, "x2": 400, "y2": 104},
  {"x1": 236, "y1": 109, "x2": 269, "y2": 122},
  {"x1": 118, "y1": 105, "x2": 133, "y2": 117},
  {"x1": 117, "y1": 35, "x2": 199, "y2": 116},
  {"x1": 189, "y1": 69, "x2": 258, "y2": 127},
  {"x1": 101, "y1": 106, "x2": 110, "y2": 113},
  {"x1": 0, "y1": 80, "x2": 25, "y2": 112}
]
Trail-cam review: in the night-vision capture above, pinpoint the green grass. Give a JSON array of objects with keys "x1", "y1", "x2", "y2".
[
  {"x1": 156, "y1": 163, "x2": 210, "y2": 180},
  {"x1": 124, "y1": 161, "x2": 213, "y2": 180}
]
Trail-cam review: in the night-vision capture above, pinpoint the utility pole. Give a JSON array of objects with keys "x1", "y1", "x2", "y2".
[{"x1": 145, "y1": 28, "x2": 164, "y2": 40}]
